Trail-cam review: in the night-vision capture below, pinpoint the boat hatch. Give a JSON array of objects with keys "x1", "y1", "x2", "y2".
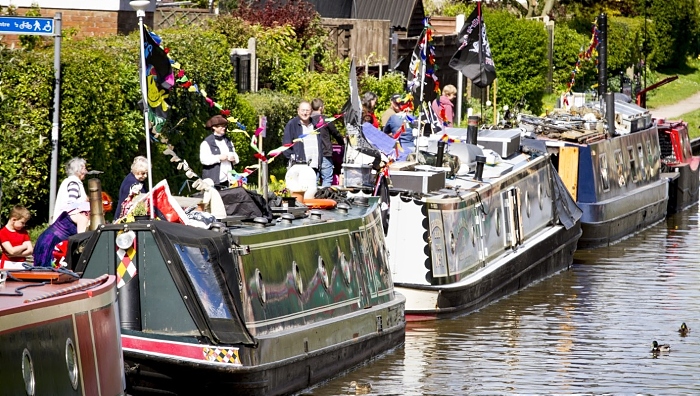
[{"x1": 72, "y1": 221, "x2": 255, "y2": 346}]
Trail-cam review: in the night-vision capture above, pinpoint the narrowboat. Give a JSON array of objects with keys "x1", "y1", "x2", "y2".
[
  {"x1": 657, "y1": 118, "x2": 700, "y2": 213},
  {"x1": 66, "y1": 189, "x2": 405, "y2": 395},
  {"x1": 0, "y1": 270, "x2": 124, "y2": 395},
  {"x1": 345, "y1": 120, "x2": 583, "y2": 321},
  {"x1": 519, "y1": 98, "x2": 670, "y2": 249}
]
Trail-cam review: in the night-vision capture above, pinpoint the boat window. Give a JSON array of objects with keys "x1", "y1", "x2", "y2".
[
  {"x1": 627, "y1": 146, "x2": 638, "y2": 183},
  {"x1": 646, "y1": 139, "x2": 656, "y2": 177},
  {"x1": 175, "y1": 244, "x2": 233, "y2": 319},
  {"x1": 682, "y1": 132, "x2": 691, "y2": 160},
  {"x1": 599, "y1": 153, "x2": 611, "y2": 192},
  {"x1": 637, "y1": 144, "x2": 646, "y2": 181},
  {"x1": 614, "y1": 150, "x2": 626, "y2": 187}
]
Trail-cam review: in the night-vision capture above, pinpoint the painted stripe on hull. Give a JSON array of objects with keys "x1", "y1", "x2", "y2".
[{"x1": 122, "y1": 334, "x2": 241, "y2": 367}]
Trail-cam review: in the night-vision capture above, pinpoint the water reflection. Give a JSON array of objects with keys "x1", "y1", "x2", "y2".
[{"x1": 303, "y1": 205, "x2": 700, "y2": 395}]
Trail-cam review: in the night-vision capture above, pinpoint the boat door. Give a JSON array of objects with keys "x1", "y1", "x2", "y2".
[{"x1": 502, "y1": 187, "x2": 524, "y2": 249}]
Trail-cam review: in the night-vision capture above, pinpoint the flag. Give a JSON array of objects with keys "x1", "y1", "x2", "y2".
[
  {"x1": 407, "y1": 29, "x2": 426, "y2": 94},
  {"x1": 342, "y1": 59, "x2": 362, "y2": 129},
  {"x1": 420, "y1": 101, "x2": 443, "y2": 135},
  {"x1": 142, "y1": 26, "x2": 174, "y2": 132},
  {"x1": 449, "y1": 5, "x2": 497, "y2": 88}
]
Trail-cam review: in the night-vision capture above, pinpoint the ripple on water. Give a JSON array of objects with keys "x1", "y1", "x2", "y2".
[{"x1": 303, "y1": 208, "x2": 700, "y2": 395}]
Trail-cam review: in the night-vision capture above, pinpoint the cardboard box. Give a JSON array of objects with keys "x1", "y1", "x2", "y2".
[
  {"x1": 343, "y1": 164, "x2": 373, "y2": 187},
  {"x1": 390, "y1": 170, "x2": 445, "y2": 194},
  {"x1": 477, "y1": 129, "x2": 521, "y2": 158}
]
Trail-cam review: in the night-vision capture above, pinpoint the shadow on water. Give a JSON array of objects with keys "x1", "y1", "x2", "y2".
[{"x1": 303, "y1": 206, "x2": 700, "y2": 395}]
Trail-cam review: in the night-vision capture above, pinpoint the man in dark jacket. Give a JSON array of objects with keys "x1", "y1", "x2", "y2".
[
  {"x1": 199, "y1": 114, "x2": 239, "y2": 189},
  {"x1": 311, "y1": 98, "x2": 344, "y2": 187},
  {"x1": 282, "y1": 101, "x2": 323, "y2": 172}
]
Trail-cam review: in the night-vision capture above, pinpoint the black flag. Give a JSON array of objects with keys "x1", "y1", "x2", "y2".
[
  {"x1": 449, "y1": 5, "x2": 496, "y2": 88},
  {"x1": 342, "y1": 59, "x2": 362, "y2": 128}
]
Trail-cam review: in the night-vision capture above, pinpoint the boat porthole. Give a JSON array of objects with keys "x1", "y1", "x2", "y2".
[
  {"x1": 292, "y1": 261, "x2": 304, "y2": 294},
  {"x1": 318, "y1": 257, "x2": 330, "y2": 289},
  {"x1": 340, "y1": 252, "x2": 351, "y2": 285},
  {"x1": 255, "y1": 269, "x2": 266, "y2": 304},
  {"x1": 66, "y1": 338, "x2": 79, "y2": 390},
  {"x1": 450, "y1": 231, "x2": 456, "y2": 254},
  {"x1": 538, "y1": 184, "x2": 543, "y2": 210},
  {"x1": 22, "y1": 348, "x2": 35, "y2": 396},
  {"x1": 495, "y1": 208, "x2": 501, "y2": 236},
  {"x1": 525, "y1": 191, "x2": 531, "y2": 218}
]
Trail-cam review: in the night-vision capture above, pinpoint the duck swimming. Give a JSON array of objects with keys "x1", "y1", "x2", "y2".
[
  {"x1": 651, "y1": 341, "x2": 671, "y2": 353},
  {"x1": 350, "y1": 380, "x2": 372, "y2": 394},
  {"x1": 679, "y1": 322, "x2": 690, "y2": 336}
]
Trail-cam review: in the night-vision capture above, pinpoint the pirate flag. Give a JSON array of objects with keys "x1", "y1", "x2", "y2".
[{"x1": 449, "y1": 5, "x2": 497, "y2": 88}]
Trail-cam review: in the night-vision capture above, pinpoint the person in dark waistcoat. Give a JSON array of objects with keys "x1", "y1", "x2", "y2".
[
  {"x1": 199, "y1": 115, "x2": 239, "y2": 190},
  {"x1": 311, "y1": 98, "x2": 344, "y2": 187}
]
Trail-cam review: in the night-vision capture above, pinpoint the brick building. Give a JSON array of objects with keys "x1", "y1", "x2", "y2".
[{"x1": 0, "y1": 0, "x2": 155, "y2": 44}]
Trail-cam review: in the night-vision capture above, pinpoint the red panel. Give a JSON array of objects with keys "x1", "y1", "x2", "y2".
[
  {"x1": 75, "y1": 311, "x2": 100, "y2": 395},
  {"x1": 122, "y1": 334, "x2": 206, "y2": 360},
  {"x1": 91, "y1": 304, "x2": 124, "y2": 395}
]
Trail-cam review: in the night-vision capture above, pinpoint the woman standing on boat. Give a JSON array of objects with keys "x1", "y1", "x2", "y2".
[
  {"x1": 114, "y1": 156, "x2": 149, "y2": 219},
  {"x1": 200, "y1": 115, "x2": 239, "y2": 190}
]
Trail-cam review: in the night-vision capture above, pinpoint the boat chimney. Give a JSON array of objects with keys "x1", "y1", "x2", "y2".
[
  {"x1": 436, "y1": 140, "x2": 446, "y2": 168},
  {"x1": 467, "y1": 116, "x2": 479, "y2": 145},
  {"x1": 475, "y1": 155, "x2": 486, "y2": 181},
  {"x1": 605, "y1": 92, "x2": 616, "y2": 136},
  {"x1": 597, "y1": 13, "x2": 608, "y2": 99},
  {"x1": 87, "y1": 177, "x2": 105, "y2": 229}
]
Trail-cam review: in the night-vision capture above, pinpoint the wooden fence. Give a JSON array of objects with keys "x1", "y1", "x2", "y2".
[{"x1": 155, "y1": 8, "x2": 214, "y2": 29}]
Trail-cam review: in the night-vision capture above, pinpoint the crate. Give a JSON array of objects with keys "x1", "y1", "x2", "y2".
[
  {"x1": 390, "y1": 171, "x2": 445, "y2": 194},
  {"x1": 343, "y1": 164, "x2": 373, "y2": 187},
  {"x1": 477, "y1": 129, "x2": 521, "y2": 158}
]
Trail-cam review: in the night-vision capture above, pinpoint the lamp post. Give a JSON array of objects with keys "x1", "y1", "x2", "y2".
[{"x1": 130, "y1": 0, "x2": 154, "y2": 219}]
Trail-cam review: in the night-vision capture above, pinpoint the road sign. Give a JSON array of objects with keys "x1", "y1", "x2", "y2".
[{"x1": 0, "y1": 16, "x2": 55, "y2": 36}]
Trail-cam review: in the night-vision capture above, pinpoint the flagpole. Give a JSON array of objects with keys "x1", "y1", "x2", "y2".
[
  {"x1": 477, "y1": 0, "x2": 485, "y2": 94},
  {"x1": 131, "y1": 0, "x2": 154, "y2": 219}
]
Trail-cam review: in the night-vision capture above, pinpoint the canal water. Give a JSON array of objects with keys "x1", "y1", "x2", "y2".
[{"x1": 303, "y1": 204, "x2": 700, "y2": 395}]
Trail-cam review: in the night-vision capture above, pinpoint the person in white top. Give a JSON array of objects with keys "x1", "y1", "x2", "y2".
[
  {"x1": 199, "y1": 115, "x2": 239, "y2": 189},
  {"x1": 52, "y1": 157, "x2": 88, "y2": 223}
]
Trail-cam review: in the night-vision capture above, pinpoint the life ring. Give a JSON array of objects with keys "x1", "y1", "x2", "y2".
[{"x1": 304, "y1": 199, "x2": 337, "y2": 209}]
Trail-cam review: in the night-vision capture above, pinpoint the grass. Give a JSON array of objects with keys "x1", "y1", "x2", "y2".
[
  {"x1": 677, "y1": 108, "x2": 700, "y2": 139},
  {"x1": 645, "y1": 58, "x2": 700, "y2": 109}
]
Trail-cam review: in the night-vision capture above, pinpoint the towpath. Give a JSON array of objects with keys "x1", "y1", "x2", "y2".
[{"x1": 650, "y1": 91, "x2": 700, "y2": 120}]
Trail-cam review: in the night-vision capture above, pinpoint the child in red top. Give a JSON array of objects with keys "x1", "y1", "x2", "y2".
[{"x1": 0, "y1": 205, "x2": 33, "y2": 269}]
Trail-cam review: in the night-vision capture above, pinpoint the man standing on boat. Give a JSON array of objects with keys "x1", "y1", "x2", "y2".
[
  {"x1": 200, "y1": 115, "x2": 239, "y2": 190},
  {"x1": 283, "y1": 101, "x2": 323, "y2": 174},
  {"x1": 311, "y1": 98, "x2": 344, "y2": 187}
]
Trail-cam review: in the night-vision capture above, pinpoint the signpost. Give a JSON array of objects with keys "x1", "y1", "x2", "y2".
[{"x1": 0, "y1": 15, "x2": 62, "y2": 221}]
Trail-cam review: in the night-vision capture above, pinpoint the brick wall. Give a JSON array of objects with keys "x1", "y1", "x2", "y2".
[{"x1": 1, "y1": 8, "x2": 154, "y2": 46}]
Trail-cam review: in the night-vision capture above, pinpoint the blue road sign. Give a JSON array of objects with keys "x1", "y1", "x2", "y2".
[{"x1": 0, "y1": 16, "x2": 55, "y2": 36}]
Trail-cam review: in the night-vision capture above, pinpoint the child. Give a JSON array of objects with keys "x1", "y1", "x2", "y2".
[{"x1": 0, "y1": 205, "x2": 33, "y2": 269}]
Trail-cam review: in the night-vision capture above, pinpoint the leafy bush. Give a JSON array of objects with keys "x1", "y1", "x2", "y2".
[
  {"x1": 553, "y1": 22, "x2": 597, "y2": 92},
  {"x1": 359, "y1": 72, "x2": 407, "y2": 117},
  {"x1": 485, "y1": 10, "x2": 549, "y2": 113}
]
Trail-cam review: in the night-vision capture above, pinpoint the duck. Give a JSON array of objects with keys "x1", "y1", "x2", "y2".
[
  {"x1": 350, "y1": 380, "x2": 372, "y2": 394},
  {"x1": 679, "y1": 322, "x2": 691, "y2": 336},
  {"x1": 651, "y1": 340, "x2": 671, "y2": 353}
]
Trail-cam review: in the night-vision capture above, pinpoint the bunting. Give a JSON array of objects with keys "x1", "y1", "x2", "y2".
[
  {"x1": 407, "y1": 18, "x2": 440, "y2": 97},
  {"x1": 563, "y1": 21, "x2": 599, "y2": 102}
]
